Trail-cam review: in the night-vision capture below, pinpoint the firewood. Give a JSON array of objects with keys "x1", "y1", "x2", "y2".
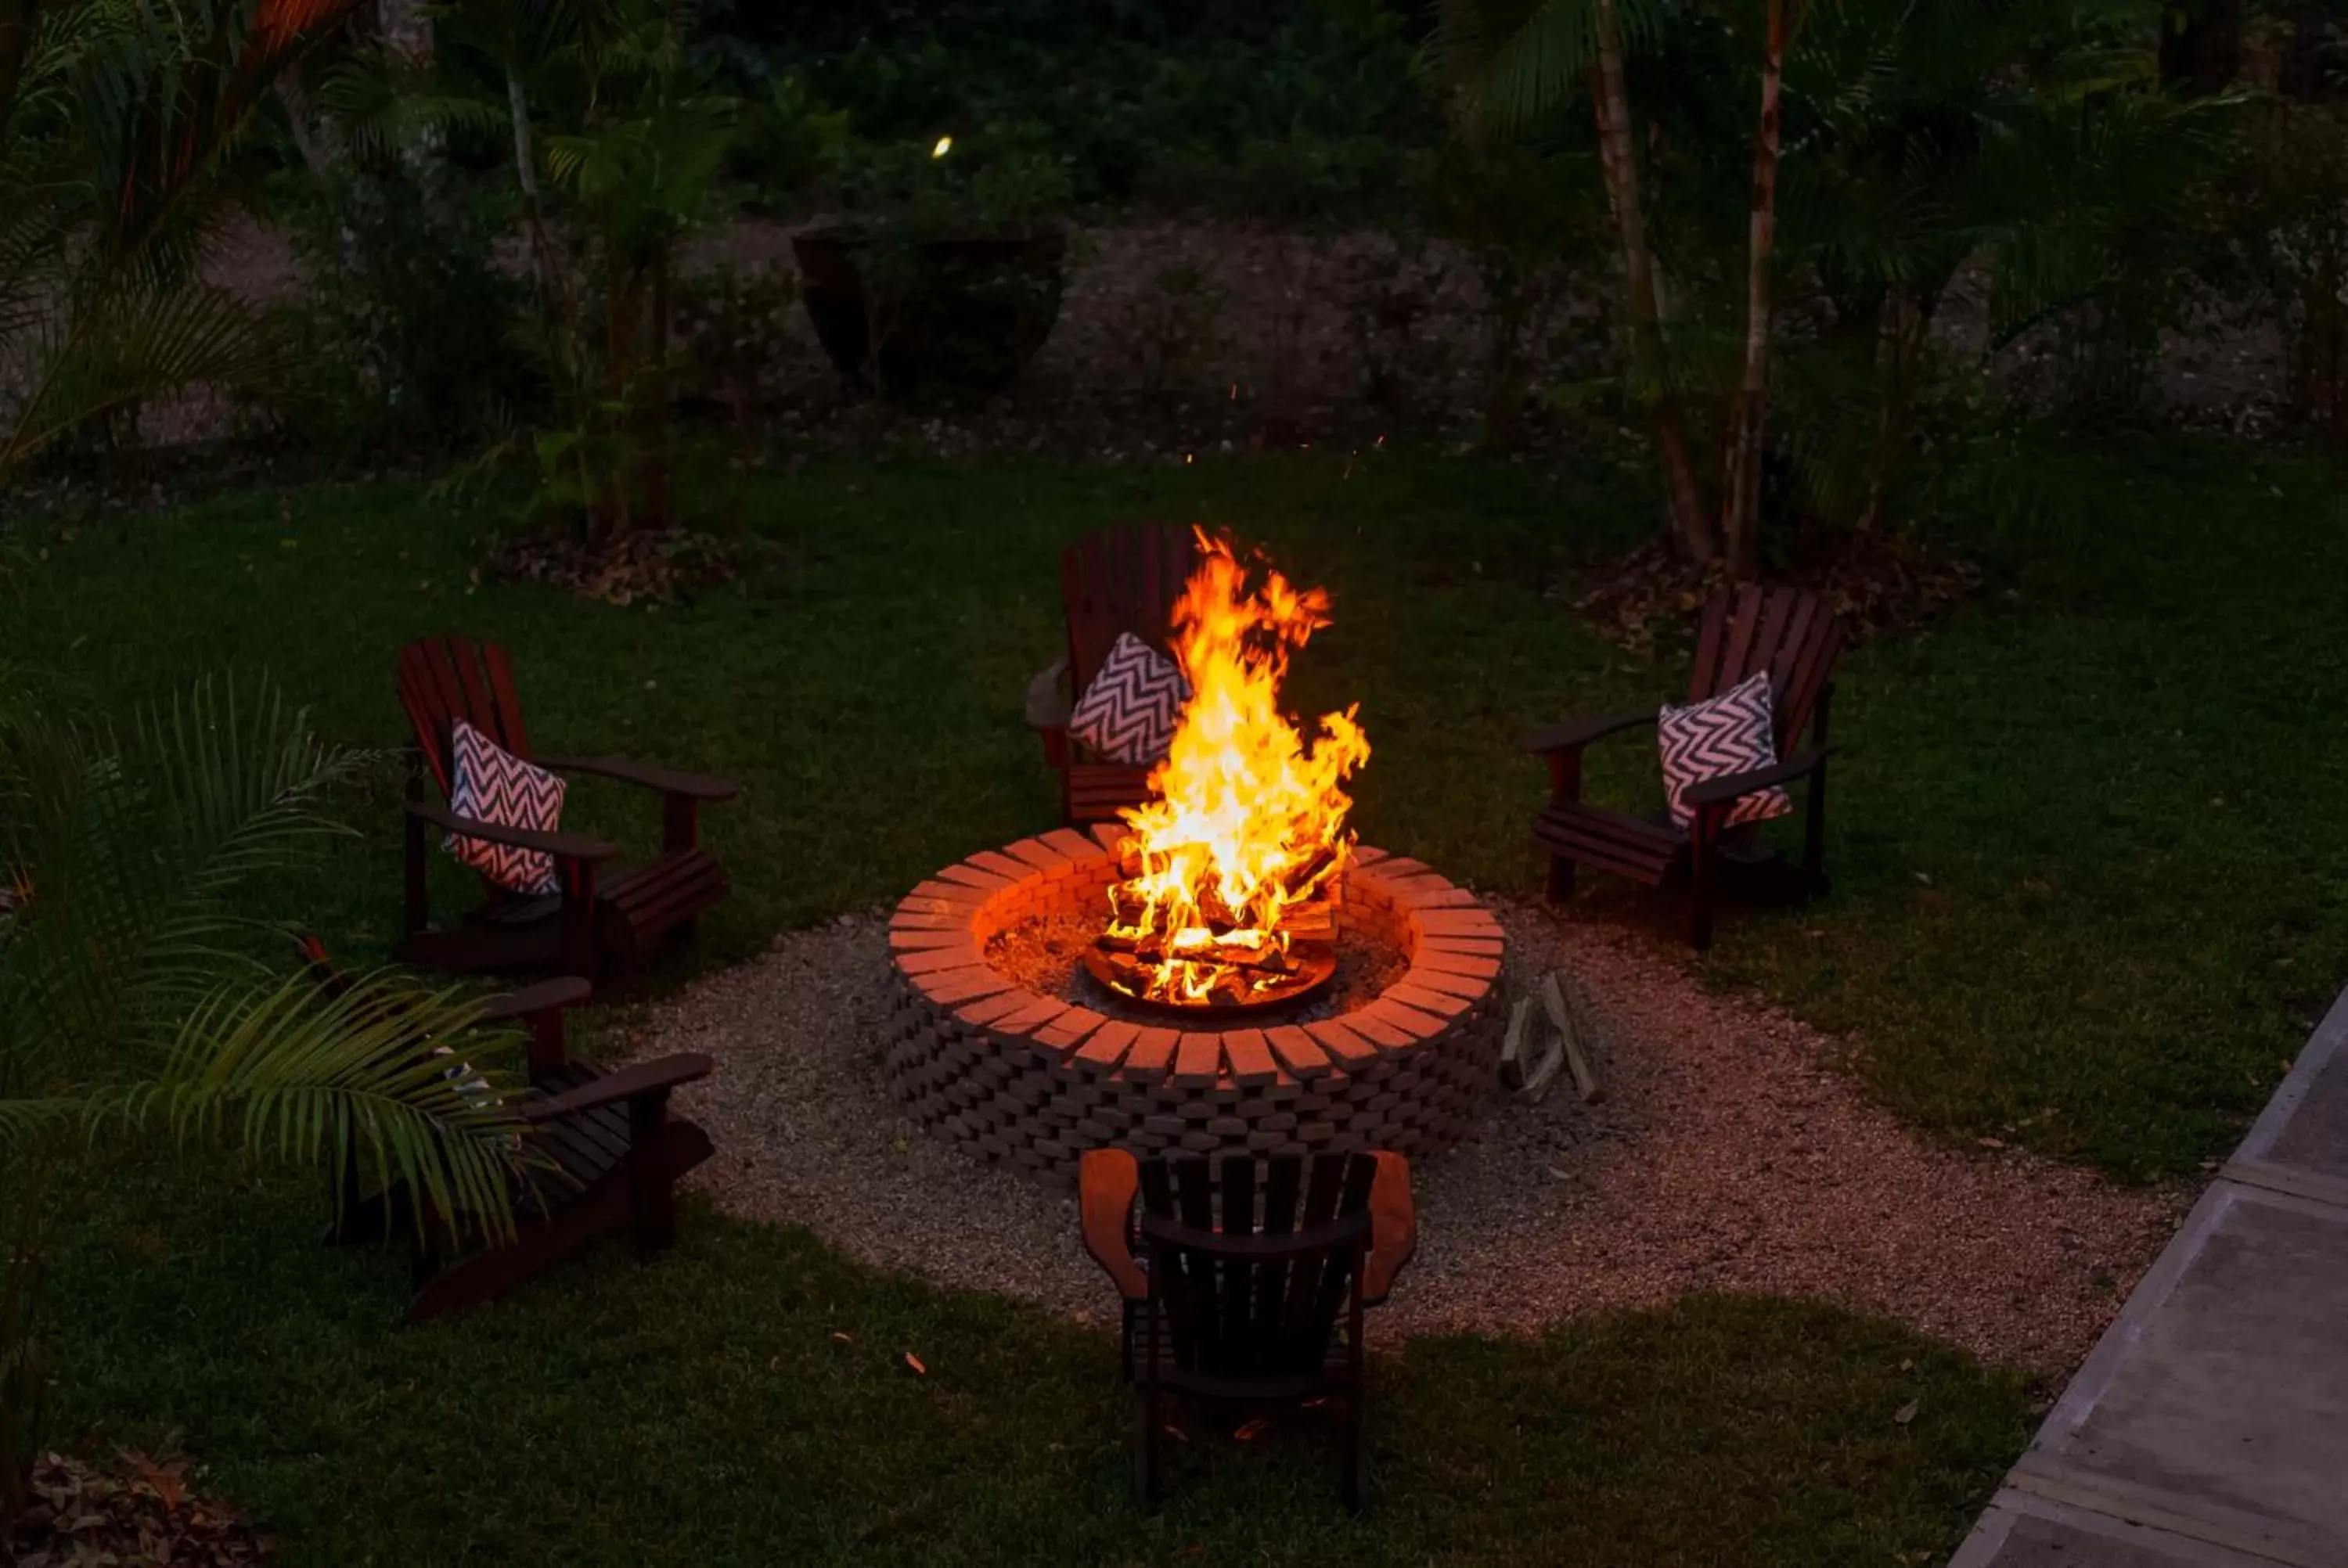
[
  {"x1": 1500, "y1": 997, "x2": 1535, "y2": 1088},
  {"x1": 1540, "y1": 971, "x2": 1604, "y2": 1104},
  {"x1": 1518, "y1": 1030, "x2": 1565, "y2": 1102}
]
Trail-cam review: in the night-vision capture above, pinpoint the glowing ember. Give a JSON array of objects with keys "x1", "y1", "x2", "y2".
[{"x1": 1094, "y1": 530, "x2": 1369, "y2": 1009}]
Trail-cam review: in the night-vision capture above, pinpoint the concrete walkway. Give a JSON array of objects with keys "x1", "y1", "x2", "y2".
[{"x1": 1951, "y1": 990, "x2": 2348, "y2": 1567}]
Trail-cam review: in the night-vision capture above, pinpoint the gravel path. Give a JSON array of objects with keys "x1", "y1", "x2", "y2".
[{"x1": 625, "y1": 900, "x2": 2183, "y2": 1373}]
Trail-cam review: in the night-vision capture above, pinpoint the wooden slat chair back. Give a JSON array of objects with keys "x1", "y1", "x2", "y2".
[
  {"x1": 394, "y1": 634, "x2": 738, "y2": 984},
  {"x1": 1081, "y1": 1148, "x2": 1414, "y2": 1509},
  {"x1": 1686, "y1": 583, "x2": 1841, "y2": 753},
  {"x1": 1520, "y1": 583, "x2": 1844, "y2": 948},
  {"x1": 1026, "y1": 523, "x2": 1203, "y2": 824},
  {"x1": 1139, "y1": 1153, "x2": 1376, "y2": 1388},
  {"x1": 397, "y1": 633, "x2": 535, "y2": 798},
  {"x1": 1060, "y1": 521, "x2": 1199, "y2": 695}
]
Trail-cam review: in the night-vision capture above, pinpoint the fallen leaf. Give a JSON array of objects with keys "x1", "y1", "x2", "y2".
[
  {"x1": 1977, "y1": 1136, "x2": 2005, "y2": 1149},
  {"x1": 1893, "y1": 1400, "x2": 1919, "y2": 1426},
  {"x1": 831, "y1": 1332, "x2": 852, "y2": 1343},
  {"x1": 904, "y1": 1352, "x2": 927, "y2": 1375},
  {"x1": 1234, "y1": 1418, "x2": 1273, "y2": 1441}
]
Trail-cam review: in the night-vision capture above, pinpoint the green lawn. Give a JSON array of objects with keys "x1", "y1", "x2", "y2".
[{"x1": 25, "y1": 432, "x2": 2344, "y2": 1560}]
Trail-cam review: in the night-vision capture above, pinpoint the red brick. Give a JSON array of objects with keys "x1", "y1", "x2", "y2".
[
  {"x1": 992, "y1": 994, "x2": 1070, "y2": 1038},
  {"x1": 1417, "y1": 934, "x2": 1506, "y2": 957},
  {"x1": 1072, "y1": 1019, "x2": 1140, "y2": 1074},
  {"x1": 1172, "y1": 1031, "x2": 1223, "y2": 1088},
  {"x1": 1361, "y1": 996, "x2": 1444, "y2": 1041},
  {"x1": 1414, "y1": 908, "x2": 1501, "y2": 938},
  {"x1": 1123, "y1": 1027, "x2": 1179, "y2": 1083},
  {"x1": 1350, "y1": 843, "x2": 1392, "y2": 865},
  {"x1": 1220, "y1": 1028, "x2": 1278, "y2": 1087},
  {"x1": 920, "y1": 966, "x2": 1019, "y2": 1006},
  {"x1": 889, "y1": 909, "x2": 962, "y2": 933},
  {"x1": 1387, "y1": 980, "x2": 1471, "y2": 1018},
  {"x1": 1040, "y1": 827, "x2": 1100, "y2": 862},
  {"x1": 1340, "y1": 1009, "x2": 1413, "y2": 1052},
  {"x1": 889, "y1": 926, "x2": 967, "y2": 951},
  {"x1": 1264, "y1": 1024, "x2": 1331, "y2": 1079},
  {"x1": 937, "y1": 862, "x2": 1017, "y2": 894},
  {"x1": 1035, "y1": 1006, "x2": 1107, "y2": 1054},
  {"x1": 1412, "y1": 948, "x2": 1502, "y2": 981},
  {"x1": 953, "y1": 989, "x2": 1031, "y2": 1029},
  {"x1": 967, "y1": 849, "x2": 1031, "y2": 882},
  {"x1": 895, "y1": 942, "x2": 984, "y2": 976},
  {"x1": 1089, "y1": 820, "x2": 1128, "y2": 852},
  {"x1": 906, "y1": 879, "x2": 985, "y2": 911},
  {"x1": 1003, "y1": 836, "x2": 1072, "y2": 874},
  {"x1": 1305, "y1": 1017, "x2": 1383, "y2": 1066}
]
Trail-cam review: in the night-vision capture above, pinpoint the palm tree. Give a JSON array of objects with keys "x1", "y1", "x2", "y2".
[
  {"x1": 0, "y1": 0, "x2": 367, "y2": 481},
  {"x1": 0, "y1": 677, "x2": 537, "y2": 1509},
  {"x1": 1442, "y1": 0, "x2": 2231, "y2": 569}
]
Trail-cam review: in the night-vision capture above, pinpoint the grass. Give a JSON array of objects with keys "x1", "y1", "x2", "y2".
[
  {"x1": 58, "y1": 1164, "x2": 2031, "y2": 1565},
  {"x1": 24, "y1": 430, "x2": 2346, "y2": 1559},
  {"x1": 28, "y1": 435, "x2": 2342, "y2": 1175}
]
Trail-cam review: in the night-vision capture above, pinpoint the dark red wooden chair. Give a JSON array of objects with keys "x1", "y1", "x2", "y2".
[
  {"x1": 1024, "y1": 522, "x2": 1201, "y2": 824},
  {"x1": 1079, "y1": 1149, "x2": 1417, "y2": 1510},
  {"x1": 297, "y1": 937, "x2": 715, "y2": 1322},
  {"x1": 1521, "y1": 584, "x2": 1842, "y2": 948},
  {"x1": 395, "y1": 634, "x2": 737, "y2": 984}
]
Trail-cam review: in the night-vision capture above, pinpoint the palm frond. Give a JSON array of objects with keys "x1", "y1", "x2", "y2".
[{"x1": 108, "y1": 969, "x2": 544, "y2": 1245}]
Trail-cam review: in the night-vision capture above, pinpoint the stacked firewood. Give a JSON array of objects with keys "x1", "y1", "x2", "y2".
[
  {"x1": 1096, "y1": 843, "x2": 1342, "y2": 1002},
  {"x1": 1503, "y1": 969, "x2": 1603, "y2": 1104}
]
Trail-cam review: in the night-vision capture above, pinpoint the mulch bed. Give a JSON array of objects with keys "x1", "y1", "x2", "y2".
[
  {"x1": 488, "y1": 527, "x2": 783, "y2": 607},
  {"x1": 8, "y1": 1448, "x2": 269, "y2": 1566},
  {"x1": 1576, "y1": 530, "x2": 1986, "y2": 654}
]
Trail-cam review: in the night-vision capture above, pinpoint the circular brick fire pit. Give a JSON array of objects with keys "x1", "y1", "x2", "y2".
[{"x1": 886, "y1": 825, "x2": 1506, "y2": 1186}]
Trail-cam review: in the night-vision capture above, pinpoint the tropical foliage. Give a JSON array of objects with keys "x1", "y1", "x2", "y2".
[
  {"x1": 1440, "y1": 0, "x2": 2235, "y2": 570},
  {"x1": 0, "y1": 676, "x2": 538, "y2": 1509}
]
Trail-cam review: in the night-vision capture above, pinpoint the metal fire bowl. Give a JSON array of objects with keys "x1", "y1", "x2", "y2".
[{"x1": 1079, "y1": 940, "x2": 1338, "y2": 1023}]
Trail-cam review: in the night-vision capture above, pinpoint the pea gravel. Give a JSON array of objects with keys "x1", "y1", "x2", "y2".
[{"x1": 624, "y1": 899, "x2": 2183, "y2": 1373}]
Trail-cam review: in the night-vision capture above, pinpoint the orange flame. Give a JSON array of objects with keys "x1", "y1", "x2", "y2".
[{"x1": 1106, "y1": 531, "x2": 1370, "y2": 1005}]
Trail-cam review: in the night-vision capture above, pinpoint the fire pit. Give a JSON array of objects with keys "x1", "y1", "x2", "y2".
[{"x1": 888, "y1": 532, "x2": 1504, "y2": 1185}]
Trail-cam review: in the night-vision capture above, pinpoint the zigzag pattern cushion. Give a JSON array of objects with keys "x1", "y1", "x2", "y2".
[
  {"x1": 1658, "y1": 671, "x2": 1794, "y2": 830},
  {"x1": 1068, "y1": 631, "x2": 1190, "y2": 765},
  {"x1": 445, "y1": 720, "x2": 567, "y2": 896}
]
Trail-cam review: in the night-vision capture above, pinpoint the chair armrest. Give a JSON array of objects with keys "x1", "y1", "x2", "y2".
[
  {"x1": 1025, "y1": 656, "x2": 1074, "y2": 732},
  {"x1": 1518, "y1": 707, "x2": 1655, "y2": 755},
  {"x1": 403, "y1": 799, "x2": 621, "y2": 862},
  {"x1": 1363, "y1": 1149, "x2": 1416, "y2": 1305},
  {"x1": 1079, "y1": 1147, "x2": 1148, "y2": 1300},
  {"x1": 478, "y1": 976, "x2": 592, "y2": 1023},
  {"x1": 536, "y1": 754, "x2": 738, "y2": 801},
  {"x1": 520, "y1": 1052, "x2": 713, "y2": 1122},
  {"x1": 1681, "y1": 745, "x2": 1834, "y2": 810}
]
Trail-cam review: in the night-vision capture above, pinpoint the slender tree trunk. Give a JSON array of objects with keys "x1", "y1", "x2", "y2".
[
  {"x1": 1720, "y1": 0, "x2": 1785, "y2": 581},
  {"x1": 1588, "y1": 0, "x2": 1717, "y2": 563},
  {"x1": 2160, "y1": 0, "x2": 2242, "y2": 96},
  {"x1": 642, "y1": 245, "x2": 673, "y2": 530}
]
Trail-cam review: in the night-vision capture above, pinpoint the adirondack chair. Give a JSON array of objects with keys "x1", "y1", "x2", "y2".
[
  {"x1": 1024, "y1": 522, "x2": 1201, "y2": 824},
  {"x1": 1079, "y1": 1148, "x2": 1417, "y2": 1510},
  {"x1": 1521, "y1": 584, "x2": 1842, "y2": 949},
  {"x1": 297, "y1": 937, "x2": 715, "y2": 1321},
  {"x1": 395, "y1": 634, "x2": 738, "y2": 984}
]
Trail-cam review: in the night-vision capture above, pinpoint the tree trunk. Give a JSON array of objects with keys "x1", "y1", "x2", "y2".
[
  {"x1": 1720, "y1": 0, "x2": 1785, "y2": 581},
  {"x1": 642, "y1": 246, "x2": 674, "y2": 530},
  {"x1": 2160, "y1": 0, "x2": 2242, "y2": 97},
  {"x1": 1588, "y1": 0, "x2": 1717, "y2": 563}
]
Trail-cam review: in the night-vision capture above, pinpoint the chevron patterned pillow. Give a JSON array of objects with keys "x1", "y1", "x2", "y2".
[
  {"x1": 445, "y1": 720, "x2": 567, "y2": 896},
  {"x1": 1658, "y1": 671, "x2": 1794, "y2": 830},
  {"x1": 1068, "y1": 632, "x2": 1190, "y2": 765}
]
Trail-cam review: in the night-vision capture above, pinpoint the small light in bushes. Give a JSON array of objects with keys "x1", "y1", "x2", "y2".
[{"x1": 931, "y1": 135, "x2": 953, "y2": 159}]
